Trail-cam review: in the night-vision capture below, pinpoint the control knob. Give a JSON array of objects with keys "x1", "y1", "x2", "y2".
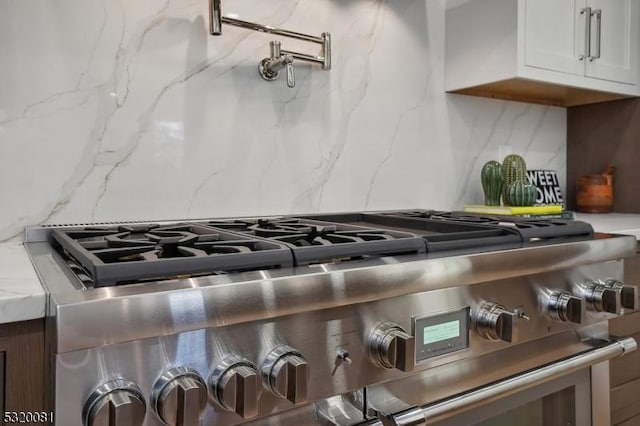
[
  {"x1": 582, "y1": 282, "x2": 621, "y2": 314},
  {"x1": 152, "y1": 367, "x2": 207, "y2": 426},
  {"x1": 605, "y1": 279, "x2": 639, "y2": 311},
  {"x1": 367, "y1": 322, "x2": 415, "y2": 372},
  {"x1": 547, "y1": 291, "x2": 584, "y2": 323},
  {"x1": 209, "y1": 358, "x2": 262, "y2": 419},
  {"x1": 474, "y1": 302, "x2": 520, "y2": 343},
  {"x1": 261, "y1": 346, "x2": 309, "y2": 404},
  {"x1": 83, "y1": 379, "x2": 146, "y2": 426}
]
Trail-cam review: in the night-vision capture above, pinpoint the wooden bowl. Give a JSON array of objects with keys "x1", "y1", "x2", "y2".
[{"x1": 576, "y1": 174, "x2": 613, "y2": 213}]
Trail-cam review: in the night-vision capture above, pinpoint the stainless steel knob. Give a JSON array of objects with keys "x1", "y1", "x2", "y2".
[
  {"x1": 210, "y1": 358, "x2": 262, "y2": 419},
  {"x1": 336, "y1": 348, "x2": 353, "y2": 365},
  {"x1": 83, "y1": 379, "x2": 146, "y2": 426},
  {"x1": 152, "y1": 367, "x2": 207, "y2": 426},
  {"x1": 583, "y1": 283, "x2": 621, "y2": 314},
  {"x1": 474, "y1": 302, "x2": 517, "y2": 342},
  {"x1": 547, "y1": 291, "x2": 585, "y2": 323},
  {"x1": 261, "y1": 346, "x2": 309, "y2": 404},
  {"x1": 605, "y1": 280, "x2": 639, "y2": 311},
  {"x1": 368, "y1": 322, "x2": 415, "y2": 372}
]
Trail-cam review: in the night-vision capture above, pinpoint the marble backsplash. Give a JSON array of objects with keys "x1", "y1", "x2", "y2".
[{"x1": 0, "y1": 0, "x2": 566, "y2": 242}]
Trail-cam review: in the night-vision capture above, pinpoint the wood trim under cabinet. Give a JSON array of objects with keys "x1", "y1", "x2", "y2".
[{"x1": 449, "y1": 78, "x2": 632, "y2": 107}]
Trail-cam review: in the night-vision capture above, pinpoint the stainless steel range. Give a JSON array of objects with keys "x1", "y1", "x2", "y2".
[{"x1": 24, "y1": 210, "x2": 639, "y2": 426}]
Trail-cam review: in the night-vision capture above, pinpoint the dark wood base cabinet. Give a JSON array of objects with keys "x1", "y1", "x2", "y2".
[
  {"x1": 610, "y1": 246, "x2": 640, "y2": 426},
  {"x1": 0, "y1": 319, "x2": 45, "y2": 424}
]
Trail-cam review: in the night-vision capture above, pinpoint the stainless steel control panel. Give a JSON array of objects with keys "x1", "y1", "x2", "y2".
[{"x1": 53, "y1": 261, "x2": 626, "y2": 426}]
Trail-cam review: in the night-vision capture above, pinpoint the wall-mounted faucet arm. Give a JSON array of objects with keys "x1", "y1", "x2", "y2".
[
  {"x1": 220, "y1": 17, "x2": 324, "y2": 44},
  {"x1": 282, "y1": 43, "x2": 331, "y2": 70},
  {"x1": 217, "y1": 17, "x2": 331, "y2": 70},
  {"x1": 208, "y1": 0, "x2": 331, "y2": 87},
  {"x1": 209, "y1": 0, "x2": 222, "y2": 35}
]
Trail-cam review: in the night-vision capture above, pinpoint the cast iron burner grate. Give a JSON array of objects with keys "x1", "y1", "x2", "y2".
[
  {"x1": 299, "y1": 213, "x2": 523, "y2": 253},
  {"x1": 378, "y1": 210, "x2": 502, "y2": 224},
  {"x1": 195, "y1": 218, "x2": 427, "y2": 265},
  {"x1": 51, "y1": 224, "x2": 293, "y2": 287},
  {"x1": 378, "y1": 210, "x2": 594, "y2": 244}
]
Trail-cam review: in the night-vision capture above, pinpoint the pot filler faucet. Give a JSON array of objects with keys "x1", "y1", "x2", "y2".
[{"x1": 208, "y1": 0, "x2": 331, "y2": 88}]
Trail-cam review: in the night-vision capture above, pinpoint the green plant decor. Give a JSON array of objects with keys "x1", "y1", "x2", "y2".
[
  {"x1": 504, "y1": 179, "x2": 537, "y2": 206},
  {"x1": 481, "y1": 161, "x2": 504, "y2": 206},
  {"x1": 502, "y1": 154, "x2": 528, "y2": 205}
]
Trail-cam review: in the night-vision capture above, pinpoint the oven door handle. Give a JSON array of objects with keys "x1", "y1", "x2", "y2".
[{"x1": 380, "y1": 337, "x2": 637, "y2": 426}]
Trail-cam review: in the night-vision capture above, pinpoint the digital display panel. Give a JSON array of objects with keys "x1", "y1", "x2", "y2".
[
  {"x1": 423, "y1": 320, "x2": 460, "y2": 344},
  {"x1": 414, "y1": 308, "x2": 469, "y2": 362}
]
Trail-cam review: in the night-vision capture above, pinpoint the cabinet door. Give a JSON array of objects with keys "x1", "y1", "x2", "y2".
[
  {"x1": 585, "y1": 0, "x2": 639, "y2": 85},
  {"x1": 524, "y1": 0, "x2": 587, "y2": 76}
]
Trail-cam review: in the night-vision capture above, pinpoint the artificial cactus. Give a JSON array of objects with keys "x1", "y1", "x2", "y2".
[
  {"x1": 504, "y1": 179, "x2": 537, "y2": 206},
  {"x1": 502, "y1": 154, "x2": 528, "y2": 205},
  {"x1": 481, "y1": 161, "x2": 503, "y2": 206}
]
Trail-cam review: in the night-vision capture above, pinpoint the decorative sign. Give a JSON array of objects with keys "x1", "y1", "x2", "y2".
[{"x1": 526, "y1": 170, "x2": 564, "y2": 205}]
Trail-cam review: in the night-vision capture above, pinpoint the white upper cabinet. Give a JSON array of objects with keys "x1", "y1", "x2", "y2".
[
  {"x1": 524, "y1": 0, "x2": 586, "y2": 77},
  {"x1": 585, "y1": 0, "x2": 639, "y2": 85},
  {"x1": 446, "y1": 0, "x2": 640, "y2": 106}
]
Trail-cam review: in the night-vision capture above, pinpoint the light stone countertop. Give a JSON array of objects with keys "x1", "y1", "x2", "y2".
[
  {"x1": 0, "y1": 243, "x2": 46, "y2": 324},
  {"x1": 576, "y1": 213, "x2": 640, "y2": 240}
]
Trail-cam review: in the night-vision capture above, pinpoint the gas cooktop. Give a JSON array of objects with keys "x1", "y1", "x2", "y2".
[
  {"x1": 51, "y1": 223, "x2": 293, "y2": 287},
  {"x1": 194, "y1": 217, "x2": 427, "y2": 266},
  {"x1": 48, "y1": 210, "x2": 594, "y2": 288}
]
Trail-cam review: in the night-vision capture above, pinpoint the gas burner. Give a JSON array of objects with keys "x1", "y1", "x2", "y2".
[
  {"x1": 249, "y1": 219, "x2": 327, "y2": 238},
  {"x1": 197, "y1": 218, "x2": 427, "y2": 265},
  {"x1": 380, "y1": 210, "x2": 502, "y2": 225},
  {"x1": 51, "y1": 224, "x2": 293, "y2": 287},
  {"x1": 75, "y1": 225, "x2": 266, "y2": 262},
  {"x1": 248, "y1": 219, "x2": 397, "y2": 246}
]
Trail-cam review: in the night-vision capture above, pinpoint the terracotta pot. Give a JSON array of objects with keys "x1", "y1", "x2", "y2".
[{"x1": 576, "y1": 174, "x2": 613, "y2": 213}]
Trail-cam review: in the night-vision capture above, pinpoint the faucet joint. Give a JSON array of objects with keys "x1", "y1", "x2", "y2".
[{"x1": 259, "y1": 41, "x2": 296, "y2": 88}]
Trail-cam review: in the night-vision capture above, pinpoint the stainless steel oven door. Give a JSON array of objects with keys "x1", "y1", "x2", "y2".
[
  {"x1": 370, "y1": 337, "x2": 637, "y2": 426},
  {"x1": 430, "y1": 368, "x2": 592, "y2": 426},
  {"x1": 244, "y1": 337, "x2": 636, "y2": 426}
]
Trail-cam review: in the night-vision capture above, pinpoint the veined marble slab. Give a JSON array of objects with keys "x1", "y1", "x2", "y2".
[
  {"x1": 0, "y1": 0, "x2": 566, "y2": 242},
  {"x1": 0, "y1": 244, "x2": 46, "y2": 323}
]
